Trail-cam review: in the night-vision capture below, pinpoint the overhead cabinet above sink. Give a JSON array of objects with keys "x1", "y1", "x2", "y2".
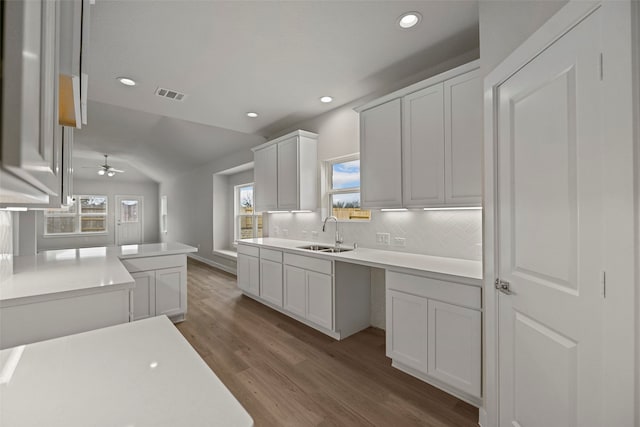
[
  {"x1": 356, "y1": 60, "x2": 482, "y2": 209},
  {"x1": 252, "y1": 130, "x2": 318, "y2": 212}
]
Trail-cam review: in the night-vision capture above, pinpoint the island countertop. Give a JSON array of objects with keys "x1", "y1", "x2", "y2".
[
  {"x1": 0, "y1": 316, "x2": 254, "y2": 427},
  {"x1": 0, "y1": 243, "x2": 197, "y2": 308}
]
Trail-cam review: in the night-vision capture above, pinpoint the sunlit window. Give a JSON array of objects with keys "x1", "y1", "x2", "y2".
[
  {"x1": 235, "y1": 183, "x2": 263, "y2": 241},
  {"x1": 44, "y1": 195, "x2": 108, "y2": 235},
  {"x1": 326, "y1": 156, "x2": 371, "y2": 221}
]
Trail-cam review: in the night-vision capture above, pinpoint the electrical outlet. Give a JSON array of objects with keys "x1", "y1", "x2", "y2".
[
  {"x1": 272, "y1": 226, "x2": 279, "y2": 237},
  {"x1": 302, "y1": 230, "x2": 307, "y2": 240},
  {"x1": 376, "y1": 232, "x2": 390, "y2": 245},
  {"x1": 393, "y1": 237, "x2": 406, "y2": 247},
  {"x1": 311, "y1": 231, "x2": 319, "y2": 241},
  {"x1": 282, "y1": 229, "x2": 289, "y2": 237}
]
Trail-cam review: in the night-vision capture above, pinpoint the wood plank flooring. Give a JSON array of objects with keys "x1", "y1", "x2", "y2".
[{"x1": 176, "y1": 259, "x2": 478, "y2": 427}]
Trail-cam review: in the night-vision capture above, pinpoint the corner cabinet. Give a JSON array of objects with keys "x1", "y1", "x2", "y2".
[
  {"x1": 252, "y1": 130, "x2": 318, "y2": 212},
  {"x1": 357, "y1": 61, "x2": 482, "y2": 209}
]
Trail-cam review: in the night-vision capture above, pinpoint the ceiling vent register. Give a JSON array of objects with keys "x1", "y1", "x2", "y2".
[{"x1": 155, "y1": 87, "x2": 186, "y2": 101}]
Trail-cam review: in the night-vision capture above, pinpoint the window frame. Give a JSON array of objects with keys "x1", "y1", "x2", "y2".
[
  {"x1": 233, "y1": 183, "x2": 262, "y2": 243},
  {"x1": 43, "y1": 195, "x2": 109, "y2": 236},
  {"x1": 324, "y1": 154, "x2": 371, "y2": 222}
]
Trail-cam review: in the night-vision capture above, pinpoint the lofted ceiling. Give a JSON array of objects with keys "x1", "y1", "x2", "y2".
[{"x1": 77, "y1": 0, "x2": 479, "y2": 182}]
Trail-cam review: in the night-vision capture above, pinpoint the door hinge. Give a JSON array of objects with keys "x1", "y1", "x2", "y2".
[
  {"x1": 599, "y1": 53, "x2": 604, "y2": 80},
  {"x1": 495, "y1": 278, "x2": 512, "y2": 295},
  {"x1": 601, "y1": 271, "x2": 606, "y2": 298}
]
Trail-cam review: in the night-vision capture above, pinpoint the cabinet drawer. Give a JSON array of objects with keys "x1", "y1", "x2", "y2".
[
  {"x1": 121, "y1": 254, "x2": 186, "y2": 273},
  {"x1": 284, "y1": 253, "x2": 332, "y2": 275},
  {"x1": 260, "y1": 248, "x2": 282, "y2": 263},
  {"x1": 237, "y1": 244, "x2": 260, "y2": 257},
  {"x1": 386, "y1": 270, "x2": 481, "y2": 309}
]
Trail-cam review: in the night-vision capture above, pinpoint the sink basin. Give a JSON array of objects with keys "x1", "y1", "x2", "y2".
[{"x1": 297, "y1": 245, "x2": 353, "y2": 253}]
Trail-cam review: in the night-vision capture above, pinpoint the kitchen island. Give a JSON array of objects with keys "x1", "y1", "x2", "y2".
[
  {"x1": 0, "y1": 243, "x2": 196, "y2": 350},
  {"x1": 0, "y1": 316, "x2": 253, "y2": 427}
]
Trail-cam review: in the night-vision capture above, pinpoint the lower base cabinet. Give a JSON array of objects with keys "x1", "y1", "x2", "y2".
[
  {"x1": 237, "y1": 245, "x2": 260, "y2": 297},
  {"x1": 306, "y1": 270, "x2": 333, "y2": 330}
]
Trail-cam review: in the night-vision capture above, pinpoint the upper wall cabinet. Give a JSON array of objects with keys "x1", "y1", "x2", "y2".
[
  {"x1": 356, "y1": 61, "x2": 482, "y2": 209},
  {"x1": 252, "y1": 130, "x2": 319, "y2": 212}
]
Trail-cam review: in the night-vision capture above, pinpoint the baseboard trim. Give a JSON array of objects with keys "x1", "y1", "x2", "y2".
[
  {"x1": 188, "y1": 254, "x2": 236, "y2": 275},
  {"x1": 478, "y1": 407, "x2": 487, "y2": 427}
]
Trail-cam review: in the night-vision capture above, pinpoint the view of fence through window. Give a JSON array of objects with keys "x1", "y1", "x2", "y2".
[
  {"x1": 45, "y1": 195, "x2": 108, "y2": 234},
  {"x1": 237, "y1": 184, "x2": 263, "y2": 240},
  {"x1": 330, "y1": 159, "x2": 371, "y2": 220}
]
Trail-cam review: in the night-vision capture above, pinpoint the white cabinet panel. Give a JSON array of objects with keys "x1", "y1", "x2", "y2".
[
  {"x1": 306, "y1": 271, "x2": 332, "y2": 330},
  {"x1": 276, "y1": 136, "x2": 299, "y2": 210},
  {"x1": 284, "y1": 265, "x2": 306, "y2": 317},
  {"x1": 237, "y1": 254, "x2": 259, "y2": 297},
  {"x1": 402, "y1": 84, "x2": 445, "y2": 207},
  {"x1": 360, "y1": 99, "x2": 403, "y2": 208},
  {"x1": 155, "y1": 266, "x2": 185, "y2": 318},
  {"x1": 260, "y1": 258, "x2": 283, "y2": 307},
  {"x1": 132, "y1": 271, "x2": 155, "y2": 321},
  {"x1": 444, "y1": 69, "x2": 482, "y2": 205},
  {"x1": 254, "y1": 144, "x2": 278, "y2": 212},
  {"x1": 427, "y1": 300, "x2": 481, "y2": 398},
  {"x1": 386, "y1": 289, "x2": 428, "y2": 372}
]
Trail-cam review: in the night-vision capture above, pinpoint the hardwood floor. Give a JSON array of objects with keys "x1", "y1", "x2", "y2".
[{"x1": 176, "y1": 259, "x2": 478, "y2": 427}]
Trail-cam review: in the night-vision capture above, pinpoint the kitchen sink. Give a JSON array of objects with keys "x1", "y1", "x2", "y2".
[{"x1": 297, "y1": 245, "x2": 353, "y2": 253}]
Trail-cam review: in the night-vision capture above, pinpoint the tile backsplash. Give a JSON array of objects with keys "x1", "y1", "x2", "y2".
[
  {"x1": 0, "y1": 211, "x2": 13, "y2": 282},
  {"x1": 267, "y1": 209, "x2": 482, "y2": 261}
]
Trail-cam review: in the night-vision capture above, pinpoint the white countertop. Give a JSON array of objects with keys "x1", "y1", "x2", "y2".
[
  {"x1": 0, "y1": 316, "x2": 254, "y2": 427},
  {"x1": 239, "y1": 238, "x2": 482, "y2": 283},
  {"x1": 0, "y1": 243, "x2": 197, "y2": 307}
]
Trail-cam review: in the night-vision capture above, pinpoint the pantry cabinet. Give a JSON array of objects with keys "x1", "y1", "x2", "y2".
[
  {"x1": 252, "y1": 130, "x2": 318, "y2": 212},
  {"x1": 357, "y1": 61, "x2": 482, "y2": 209}
]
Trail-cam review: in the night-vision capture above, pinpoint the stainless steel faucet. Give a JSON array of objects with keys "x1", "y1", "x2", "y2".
[{"x1": 322, "y1": 216, "x2": 343, "y2": 249}]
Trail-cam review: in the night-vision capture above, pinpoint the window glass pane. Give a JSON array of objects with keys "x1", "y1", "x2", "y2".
[
  {"x1": 80, "y1": 196, "x2": 107, "y2": 214},
  {"x1": 238, "y1": 185, "x2": 253, "y2": 214},
  {"x1": 331, "y1": 192, "x2": 370, "y2": 220},
  {"x1": 120, "y1": 200, "x2": 139, "y2": 223},
  {"x1": 46, "y1": 217, "x2": 76, "y2": 234},
  {"x1": 256, "y1": 215, "x2": 263, "y2": 238},
  {"x1": 332, "y1": 160, "x2": 360, "y2": 190},
  {"x1": 81, "y1": 216, "x2": 106, "y2": 233},
  {"x1": 238, "y1": 214, "x2": 263, "y2": 239}
]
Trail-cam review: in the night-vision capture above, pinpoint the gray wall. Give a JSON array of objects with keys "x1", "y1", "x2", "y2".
[{"x1": 37, "y1": 178, "x2": 160, "y2": 251}]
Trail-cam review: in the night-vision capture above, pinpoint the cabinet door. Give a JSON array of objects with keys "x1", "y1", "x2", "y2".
[
  {"x1": 360, "y1": 99, "x2": 403, "y2": 208},
  {"x1": 386, "y1": 290, "x2": 428, "y2": 372},
  {"x1": 402, "y1": 84, "x2": 446, "y2": 207},
  {"x1": 155, "y1": 266, "x2": 185, "y2": 318},
  {"x1": 276, "y1": 136, "x2": 299, "y2": 210},
  {"x1": 427, "y1": 300, "x2": 481, "y2": 398},
  {"x1": 444, "y1": 69, "x2": 482, "y2": 205},
  {"x1": 2, "y1": 0, "x2": 61, "y2": 196},
  {"x1": 306, "y1": 271, "x2": 333, "y2": 330},
  {"x1": 283, "y1": 265, "x2": 306, "y2": 317},
  {"x1": 253, "y1": 144, "x2": 278, "y2": 212},
  {"x1": 237, "y1": 254, "x2": 260, "y2": 296},
  {"x1": 131, "y1": 271, "x2": 155, "y2": 321},
  {"x1": 260, "y1": 258, "x2": 283, "y2": 307}
]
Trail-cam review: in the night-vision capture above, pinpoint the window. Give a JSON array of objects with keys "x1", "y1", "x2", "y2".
[
  {"x1": 326, "y1": 156, "x2": 371, "y2": 221},
  {"x1": 44, "y1": 195, "x2": 108, "y2": 235},
  {"x1": 160, "y1": 195, "x2": 168, "y2": 234},
  {"x1": 234, "y1": 183, "x2": 263, "y2": 241}
]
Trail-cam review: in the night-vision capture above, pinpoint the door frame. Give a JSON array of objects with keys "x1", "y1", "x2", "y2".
[
  {"x1": 483, "y1": 1, "x2": 638, "y2": 426},
  {"x1": 115, "y1": 195, "x2": 144, "y2": 246}
]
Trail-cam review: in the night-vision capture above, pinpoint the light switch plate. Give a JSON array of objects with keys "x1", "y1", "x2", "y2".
[
  {"x1": 376, "y1": 232, "x2": 390, "y2": 245},
  {"x1": 393, "y1": 237, "x2": 406, "y2": 247}
]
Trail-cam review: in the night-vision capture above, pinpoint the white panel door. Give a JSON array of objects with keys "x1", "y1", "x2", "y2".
[
  {"x1": 385, "y1": 290, "x2": 428, "y2": 372},
  {"x1": 260, "y1": 258, "x2": 283, "y2": 307},
  {"x1": 306, "y1": 271, "x2": 332, "y2": 330},
  {"x1": 496, "y1": 10, "x2": 603, "y2": 427},
  {"x1": 253, "y1": 144, "x2": 278, "y2": 212},
  {"x1": 155, "y1": 267, "x2": 185, "y2": 318},
  {"x1": 444, "y1": 69, "x2": 482, "y2": 205},
  {"x1": 131, "y1": 271, "x2": 155, "y2": 321},
  {"x1": 276, "y1": 136, "x2": 299, "y2": 210},
  {"x1": 360, "y1": 99, "x2": 402, "y2": 208},
  {"x1": 116, "y1": 195, "x2": 143, "y2": 245},
  {"x1": 427, "y1": 300, "x2": 481, "y2": 398},
  {"x1": 402, "y1": 83, "x2": 445, "y2": 207},
  {"x1": 237, "y1": 254, "x2": 259, "y2": 297},
  {"x1": 283, "y1": 265, "x2": 306, "y2": 317}
]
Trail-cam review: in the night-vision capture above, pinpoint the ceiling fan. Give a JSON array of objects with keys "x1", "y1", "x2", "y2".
[{"x1": 83, "y1": 154, "x2": 125, "y2": 177}]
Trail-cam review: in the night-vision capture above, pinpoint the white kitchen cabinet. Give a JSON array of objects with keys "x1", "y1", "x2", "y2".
[
  {"x1": 356, "y1": 61, "x2": 481, "y2": 209},
  {"x1": 252, "y1": 130, "x2": 318, "y2": 212},
  {"x1": 237, "y1": 245, "x2": 260, "y2": 297},
  {"x1": 283, "y1": 265, "x2": 306, "y2": 317},
  {"x1": 121, "y1": 254, "x2": 188, "y2": 322},
  {"x1": 259, "y1": 248, "x2": 283, "y2": 307},
  {"x1": 360, "y1": 99, "x2": 403, "y2": 209},
  {"x1": 306, "y1": 271, "x2": 333, "y2": 330},
  {"x1": 386, "y1": 289, "x2": 429, "y2": 372}
]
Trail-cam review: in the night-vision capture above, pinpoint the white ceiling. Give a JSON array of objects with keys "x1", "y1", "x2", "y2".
[{"x1": 77, "y1": 0, "x2": 479, "y2": 182}]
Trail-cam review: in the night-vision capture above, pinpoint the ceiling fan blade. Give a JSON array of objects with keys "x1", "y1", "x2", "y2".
[{"x1": 111, "y1": 169, "x2": 125, "y2": 173}]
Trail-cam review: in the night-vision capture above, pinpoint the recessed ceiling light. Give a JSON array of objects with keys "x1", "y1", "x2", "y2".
[
  {"x1": 320, "y1": 96, "x2": 333, "y2": 103},
  {"x1": 117, "y1": 77, "x2": 136, "y2": 86},
  {"x1": 398, "y1": 12, "x2": 422, "y2": 29},
  {"x1": 246, "y1": 112, "x2": 259, "y2": 118}
]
